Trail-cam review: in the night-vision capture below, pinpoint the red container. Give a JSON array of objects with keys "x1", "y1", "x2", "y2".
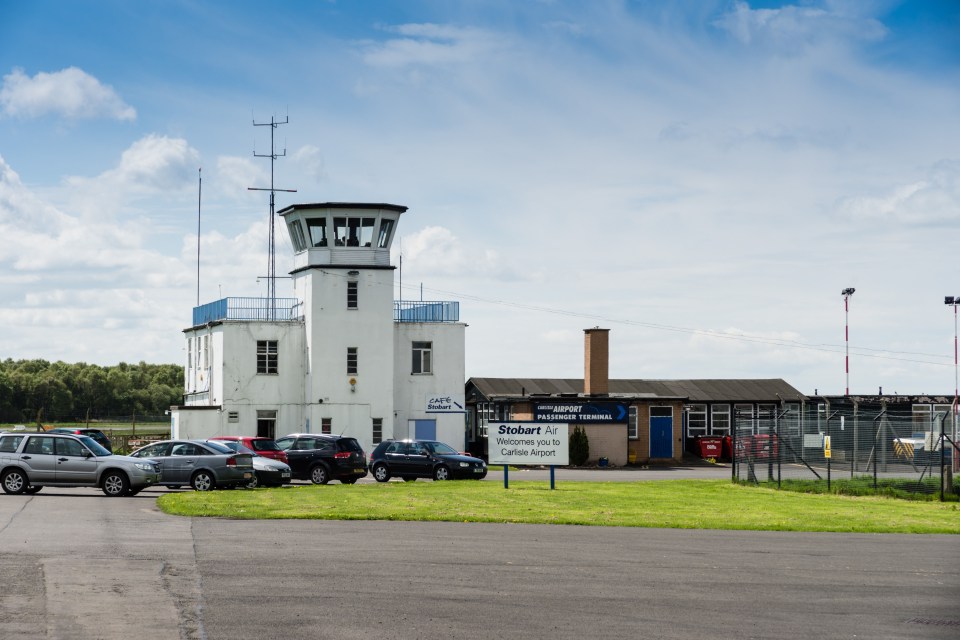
[
  {"x1": 751, "y1": 433, "x2": 778, "y2": 459},
  {"x1": 695, "y1": 436, "x2": 723, "y2": 460}
]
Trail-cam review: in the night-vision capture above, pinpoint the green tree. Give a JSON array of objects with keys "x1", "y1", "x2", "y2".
[{"x1": 569, "y1": 425, "x2": 589, "y2": 466}]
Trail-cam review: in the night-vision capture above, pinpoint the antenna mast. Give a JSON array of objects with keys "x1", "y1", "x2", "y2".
[
  {"x1": 196, "y1": 167, "x2": 202, "y2": 306},
  {"x1": 248, "y1": 114, "x2": 296, "y2": 320}
]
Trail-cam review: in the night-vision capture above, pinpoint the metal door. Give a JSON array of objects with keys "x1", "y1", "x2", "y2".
[
  {"x1": 53, "y1": 437, "x2": 98, "y2": 484},
  {"x1": 19, "y1": 436, "x2": 58, "y2": 482},
  {"x1": 650, "y1": 410, "x2": 674, "y2": 459}
]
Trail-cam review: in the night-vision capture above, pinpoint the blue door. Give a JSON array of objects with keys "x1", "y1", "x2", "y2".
[
  {"x1": 413, "y1": 419, "x2": 436, "y2": 441},
  {"x1": 650, "y1": 412, "x2": 673, "y2": 459}
]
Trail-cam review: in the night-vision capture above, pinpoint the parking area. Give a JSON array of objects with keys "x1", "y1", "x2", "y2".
[{"x1": 1, "y1": 480, "x2": 958, "y2": 639}]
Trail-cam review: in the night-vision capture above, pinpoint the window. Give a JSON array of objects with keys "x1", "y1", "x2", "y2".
[
  {"x1": 257, "y1": 410, "x2": 277, "y2": 439},
  {"x1": 377, "y1": 218, "x2": 395, "y2": 248},
  {"x1": 306, "y1": 217, "x2": 327, "y2": 247},
  {"x1": 56, "y1": 438, "x2": 85, "y2": 457},
  {"x1": 202, "y1": 334, "x2": 209, "y2": 369},
  {"x1": 912, "y1": 405, "x2": 932, "y2": 434},
  {"x1": 782, "y1": 403, "x2": 801, "y2": 436},
  {"x1": 257, "y1": 340, "x2": 278, "y2": 374},
  {"x1": 227, "y1": 411, "x2": 239, "y2": 423},
  {"x1": 347, "y1": 282, "x2": 358, "y2": 309},
  {"x1": 477, "y1": 402, "x2": 493, "y2": 438},
  {"x1": 412, "y1": 341, "x2": 432, "y2": 374},
  {"x1": 25, "y1": 436, "x2": 55, "y2": 455},
  {"x1": 187, "y1": 337, "x2": 193, "y2": 369},
  {"x1": 628, "y1": 406, "x2": 638, "y2": 439},
  {"x1": 333, "y1": 217, "x2": 374, "y2": 247},
  {"x1": 289, "y1": 220, "x2": 307, "y2": 251},
  {"x1": 0, "y1": 435, "x2": 24, "y2": 453},
  {"x1": 321, "y1": 418, "x2": 332, "y2": 435},
  {"x1": 757, "y1": 404, "x2": 777, "y2": 434},
  {"x1": 735, "y1": 404, "x2": 755, "y2": 435},
  {"x1": 686, "y1": 404, "x2": 707, "y2": 436},
  {"x1": 347, "y1": 347, "x2": 358, "y2": 375},
  {"x1": 372, "y1": 418, "x2": 383, "y2": 444},
  {"x1": 711, "y1": 404, "x2": 731, "y2": 435}
]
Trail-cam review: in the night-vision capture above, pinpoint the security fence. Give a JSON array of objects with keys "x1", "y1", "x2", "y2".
[{"x1": 733, "y1": 403, "x2": 959, "y2": 501}]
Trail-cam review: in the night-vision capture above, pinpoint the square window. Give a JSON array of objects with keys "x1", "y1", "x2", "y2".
[
  {"x1": 321, "y1": 418, "x2": 332, "y2": 435},
  {"x1": 412, "y1": 341, "x2": 432, "y2": 374},
  {"x1": 257, "y1": 340, "x2": 278, "y2": 374}
]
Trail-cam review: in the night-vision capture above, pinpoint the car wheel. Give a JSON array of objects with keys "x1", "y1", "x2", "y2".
[
  {"x1": 247, "y1": 473, "x2": 260, "y2": 489},
  {"x1": 373, "y1": 464, "x2": 391, "y2": 483},
  {"x1": 402, "y1": 477, "x2": 416, "y2": 482},
  {"x1": 102, "y1": 471, "x2": 129, "y2": 497},
  {"x1": 433, "y1": 466, "x2": 450, "y2": 481},
  {"x1": 191, "y1": 471, "x2": 216, "y2": 491},
  {"x1": 24, "y1": 486, "x2": 43, "y2": 494},
  {"x1": 309, "y1": 465, "x2": 329, "y2": 485},
  {"x1": 1, "y1": 469, "x2": 27, "y2": 495}
]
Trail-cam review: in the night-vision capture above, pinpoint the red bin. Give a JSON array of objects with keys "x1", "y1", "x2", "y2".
[{"x1": 694, "y1": 436, "x2": 723, "y2": 460}]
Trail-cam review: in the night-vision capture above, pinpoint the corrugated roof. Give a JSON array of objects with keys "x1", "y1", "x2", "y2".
[{"x1": 468, "y1": 377, "x2": 806, "y2": 402}]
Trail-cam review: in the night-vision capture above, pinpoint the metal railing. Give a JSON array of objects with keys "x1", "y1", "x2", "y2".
[
  {"x1": 192, "y1": 297, "x2": 303, "y2": 325},
  {"x1": 394, "y1": 301, "x2": 459, "y2": 323}
]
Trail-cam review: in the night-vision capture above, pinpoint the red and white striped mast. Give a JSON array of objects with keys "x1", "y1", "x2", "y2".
[{"x1": 842, "y1": 288, "x2": 855, "y2": 396}]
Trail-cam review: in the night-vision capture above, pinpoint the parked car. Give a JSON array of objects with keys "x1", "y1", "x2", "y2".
[
  {"x1": 129, "y1": 439, "x2": 254, "y2": 491},
  {"x1": 0, "y1": 432, "x2": 160, "y2": 496},
  {"x1": 273, "y1": 434, "x2": 367, "y2": 484},
  {"x1": 369, "y1": 439, "x2": 487, "y2": 482},
  {"x1": 208, "y1": 435, "x2": 288, "y2": 464},
  {"x1": 46, "y1": 427, "x2": 112, "y2": 452},
  {"x1": 204, "y1": 440, "x2": 292, "y2": 488}
]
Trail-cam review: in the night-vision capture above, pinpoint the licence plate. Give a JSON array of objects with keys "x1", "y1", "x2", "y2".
[
  {"x1": 282, "y1": 472, "x2": 290, "y2": 478},
  {"x1": 473, "y1": 468, "x2": 483, "y2": 473},
  {"x1": 353, "y1": 468, "x2": 364, "y2": 474},
  {"x1": 243, "y1": 472, "x2": 252, "y2": 479}
]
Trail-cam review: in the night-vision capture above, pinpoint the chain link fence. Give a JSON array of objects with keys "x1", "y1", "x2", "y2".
[{"x1": 733, "y1": 403, "x2": 959, "y2": 501}]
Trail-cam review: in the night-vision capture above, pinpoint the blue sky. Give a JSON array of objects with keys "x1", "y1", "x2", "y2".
[{"x1": 1, "y1": 0, "x2": 959, "y2": 395}]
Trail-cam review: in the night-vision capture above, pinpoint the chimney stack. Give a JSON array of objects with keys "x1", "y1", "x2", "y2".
[{"x1": 584, "y1": 327, "x2": 610, "y2": 396}]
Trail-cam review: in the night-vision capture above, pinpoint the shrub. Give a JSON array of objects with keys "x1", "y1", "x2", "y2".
[{"x1": 569, "y1": 425, "x2": 589, "y2": 466}]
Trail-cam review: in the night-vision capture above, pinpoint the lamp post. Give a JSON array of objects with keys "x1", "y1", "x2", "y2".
[{"x1": 842, "y1": 288, "x2": 855, "y2": 396}]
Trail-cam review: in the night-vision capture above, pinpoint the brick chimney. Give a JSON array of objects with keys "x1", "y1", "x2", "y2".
[{"x1": 584, "y1": 328, "x2": 610, "y2": 396}]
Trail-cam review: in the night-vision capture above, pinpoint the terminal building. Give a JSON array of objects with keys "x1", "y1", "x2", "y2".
[{"x1": 170, "y1": 203, "x2": 467, "y2": 454}]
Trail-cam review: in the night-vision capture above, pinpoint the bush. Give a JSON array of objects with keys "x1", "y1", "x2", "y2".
[{"x1": 570, "y1": 425, "x2": 589, "y2": 466}]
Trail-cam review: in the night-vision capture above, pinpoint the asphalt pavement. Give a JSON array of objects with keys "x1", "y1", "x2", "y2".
[{"x1": 0, "y1": 471, "x2": 957, "y2": 640}]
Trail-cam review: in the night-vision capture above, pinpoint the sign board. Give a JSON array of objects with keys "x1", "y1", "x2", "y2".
[
  {"x1": 424, "y1": 394, "x2": 465, "y2": 413},
  {"x1": 824, "y1": 435, "x2": 832, "y2": 459},
  {"x1": 534, "y1": 402, "x2": 628, "y2": 423},
  {"x1": 488, "y1": 422, "x2": 569, "y2": 466}
]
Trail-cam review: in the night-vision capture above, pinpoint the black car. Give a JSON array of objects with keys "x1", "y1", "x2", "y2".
[
  {"x1": 369, "y1": 439, "x2": 487, "y2": 482},
  {"x1": 274, "y1": 434, "x2": 367, "y2": 485},
  {"x1": 46, "y1": 428, "x2": 112, "y2": 452}
]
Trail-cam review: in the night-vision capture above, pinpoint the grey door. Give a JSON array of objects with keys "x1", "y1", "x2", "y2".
[
  {"x1": 20, "y1": 436, "x2": 59, "y2": 482},
  {"x1": 54, "y1": 437, "x2": 98, "y2": 484},
  {"x1": 168, "y1": 443, "x2": 203, "y2": 483}
]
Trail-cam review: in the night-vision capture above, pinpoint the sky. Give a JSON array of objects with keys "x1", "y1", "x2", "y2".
[{"x1": 1, "y1": 0, "x2": 959, "y2": 396}]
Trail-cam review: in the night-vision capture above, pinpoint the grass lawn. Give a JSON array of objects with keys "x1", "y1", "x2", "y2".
[{"x1": 156, "y1": 479, "x2": 960, "y2": 534}]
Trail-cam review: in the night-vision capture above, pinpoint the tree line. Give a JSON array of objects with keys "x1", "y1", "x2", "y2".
[{"x1": 0, "y1": 359, "x2": 182, "y2": 424}]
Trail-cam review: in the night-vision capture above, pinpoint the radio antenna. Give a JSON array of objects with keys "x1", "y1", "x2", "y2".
[
  {"x1": 248, "y1": 113, "x2": 297, "y2": 319},
  {"x1": 196, "y1": 167, "x2": 202, "y2": 306}
]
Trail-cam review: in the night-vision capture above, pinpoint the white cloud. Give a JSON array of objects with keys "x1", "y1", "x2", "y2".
[
  {"x1": 0, "y1": 67, "x2": 136, "y2": 120},
  {"x1": 361, "y1": 23, "x2": 508, "y2": 69},
  {"x1": 837, "y1": 160, "x2": 960, "y2": 225},
  {"x1": 292, "y1": 145, "x2": 326, "y2": 184},
  {"x1": 394, "y1": 226, "x2": 519, "y2": 281},
  {"x1": 215, "y1": 155, "x2": 268, "y2": 201},
  {"x1": 715, "y1": 1, "x2": 887, "y2": 50}
]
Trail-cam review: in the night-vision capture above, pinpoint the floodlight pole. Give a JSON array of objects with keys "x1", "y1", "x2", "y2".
[{"x1": 842, "y1": 288, "x2": 855, "y2": 396}]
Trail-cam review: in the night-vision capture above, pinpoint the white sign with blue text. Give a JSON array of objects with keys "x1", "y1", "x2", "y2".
[
  {"x1": 424, "y1": 394, "x2": 466, "y2": 413},
  {"x1": 488, "y1": 423, "x2": 569, "y2": 466}
]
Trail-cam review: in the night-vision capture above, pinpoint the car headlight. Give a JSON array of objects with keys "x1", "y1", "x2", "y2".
[
  {"x1": 459, "y1": 462, "x2": 469, "y2": 467},
  {"x1": 134, "y1": 463, "x2": 153, "y2": 471}
]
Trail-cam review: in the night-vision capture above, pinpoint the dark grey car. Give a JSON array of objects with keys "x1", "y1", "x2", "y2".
[
  {"x1": 129, "y1": 439, "x2": 254, "y2": 491},
  {"x1": 0, "y1": 432, "x2": 161, "y2": 496}
]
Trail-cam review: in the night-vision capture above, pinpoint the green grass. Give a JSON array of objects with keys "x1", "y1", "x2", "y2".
[
  {"x1": 156, "y1": 479, "x2": 960, "y2": 534},
  {"x1": 767, "y1": 476, "x2": 960, "y2": 501}
]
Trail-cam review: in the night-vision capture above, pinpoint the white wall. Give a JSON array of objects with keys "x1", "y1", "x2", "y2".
[{"x1": 394, "y1": 322, "x2": 467, "y2": 449}]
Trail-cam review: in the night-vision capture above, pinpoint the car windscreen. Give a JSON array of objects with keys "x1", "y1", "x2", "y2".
[
  {"x1": 78, "y1": 436, "x2": 111, "y2": 456},
  {"x1": 200, "y1": 441, "x2": 234, "y2": 454},
  {"x1": 426, "y1": 441, "x2": 459, "y2": 456},
  {"x1": 250, "y1": 439, "x2": 281, "y2": 452},
  {"x1": 336, "y1": 438, "x2": 363, "y2": 453}
]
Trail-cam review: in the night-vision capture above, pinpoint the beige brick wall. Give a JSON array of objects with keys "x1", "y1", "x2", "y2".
[{"x1": 577, "y1": 423, "x2": 628, "y2": 466}]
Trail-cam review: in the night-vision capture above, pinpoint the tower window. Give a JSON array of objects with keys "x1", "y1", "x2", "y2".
[
  {"x1": 306, "y1": 217, "x2": 327, "y2": 247},
  {"x1": 412, "y1": 341, "x2": 432, "y2": 374},
  {"x1": 257, "y1": 340, "x2": 278, "y2": 374},
  {"x1": 347, "y1": 347, "x2": 358, "y2": 375},
  {"x1": 334, "y1": 217, "x2": 375, "y2": 247},
  {"x1": 347, "y1": 281, "x2": 358, "y2": 309}
]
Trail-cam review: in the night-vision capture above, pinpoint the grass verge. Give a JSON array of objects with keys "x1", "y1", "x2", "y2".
[{"x1": 156, "y1": 479, "x2": 960, "y2": 534}]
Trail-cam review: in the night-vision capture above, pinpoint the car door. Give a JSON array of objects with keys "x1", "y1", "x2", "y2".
[
  {"x1": 167, "y1": 442, "x2": 204, "y2": 484},
  {"x1": 53, "y1": 437, "x2": 98, "y2": 484},
  {"x1": 276, "y1": 437, "x2": 315, "y2": 479},
  {"x1": 19, "y1": 435, "x2": 59, "y2": 482},
  {"x1": 405, "y1": 442, "x2": 433, "y2": 477}
]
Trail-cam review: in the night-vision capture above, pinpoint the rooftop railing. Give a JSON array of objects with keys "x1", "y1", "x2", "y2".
[
  {"x1": 192, "y1": 297, "x2": 303, "y2": 325},
  {"x1": 394, "y1": 300, "x2": 459, "y2": 323}
]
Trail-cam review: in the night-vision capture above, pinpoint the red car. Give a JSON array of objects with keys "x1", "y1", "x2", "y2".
[{"x1": 209, "y1": 436, "x2": 288, "y2": 464}]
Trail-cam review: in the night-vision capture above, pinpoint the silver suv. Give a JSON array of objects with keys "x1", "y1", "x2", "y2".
[{"x1": 0, "y1": 432, "x2": 161, "y2": 497}]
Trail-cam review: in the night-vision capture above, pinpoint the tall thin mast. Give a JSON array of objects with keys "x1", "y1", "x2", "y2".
[{"x1": 249, "y1": 114, "x2": 296, "y2": 319}]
